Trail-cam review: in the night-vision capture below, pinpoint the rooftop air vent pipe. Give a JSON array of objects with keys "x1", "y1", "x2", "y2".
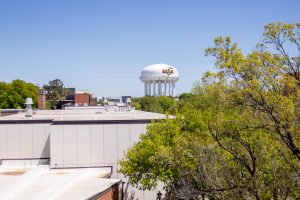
[
  {"x1": 25, "y1": 98, "x2": 33, "y2": 117},
  {"x1": 126, "y1": 98, "x2": 131, "y2": 105},
  {"x1": 126, "y1": 98, "x2": 131, "y2": 111}
]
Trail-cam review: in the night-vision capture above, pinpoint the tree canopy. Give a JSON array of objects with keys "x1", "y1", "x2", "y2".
[
  {"x1": 120, "y1": 22, "x2": 300, "y2": 199},
  {"x1": 131, "y1": 96, "x2": 176, "y2": 114},
  {"x1": 0, "y1": 79, "x2": 38, "y2": 109},
  {"x1": 43, "y1": 79, "x2": 69, "y2": 109}
]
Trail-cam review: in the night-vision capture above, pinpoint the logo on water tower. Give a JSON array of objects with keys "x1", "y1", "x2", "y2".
[{"x1": 162, "y1": 67, "x2": 174, "y2": 75}]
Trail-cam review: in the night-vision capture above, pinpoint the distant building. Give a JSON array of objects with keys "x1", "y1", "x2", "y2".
[
  {"x1": 41, "y1": 88, "x2": 98, "y2": 109},
  {"x1": 90, "y1": 97, "x2": 98, "y2": 106},
  {"x1": 107, "y1": 97, "x2": 121, "y2": 104},
  {"x1": 75, "y1": 90, "x2": 93, "y2": 106},
  {"x1": 106, "y1": 96, "x2": 132, "y2": 106},
  {"x1": 66, "y1": 88, "x2": 76, "y2": 101},
  {"x1": 121, "y1": 96, "x2": 131, "y2": 103}
]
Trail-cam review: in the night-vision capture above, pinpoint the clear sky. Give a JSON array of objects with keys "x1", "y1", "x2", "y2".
[{"x1": 0, "y1": 0, "x2": 299, "y2": 97}]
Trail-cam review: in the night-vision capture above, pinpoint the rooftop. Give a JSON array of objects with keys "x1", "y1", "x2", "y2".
[
  {"x1": 0, "y1": 159, "x2": 119, "y2": 200},
  {"x1": 0, "y1": 107, "x2": 167, "y2": 123}
]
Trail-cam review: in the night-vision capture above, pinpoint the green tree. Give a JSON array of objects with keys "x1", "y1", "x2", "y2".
[
  {"x1": 132, "y1": 96, "x2": 163, "y2": 113},
  {"x1": 121, "y1": 83, "x2": 299, "y2": 199},
  {"x1": 43, "y1": 79, "x2": 69, "y2": 109},
  {"x1": 120, "y1": 22, "x2": 300, "y2": 199},
  {"x1": 157, "y1": 96, "x2": 176, "y2": 113},
  {"x1": 97, "y1": 97, "x2": 105, "y2": 106},
  {"x1": 178, "y1": 92, "x2": 193, "y2": 100},
  {"x1": 205, "y1": 22, "x2": 300, "y2": 160},
  {"x1": 131, "y1": 96, "x2": 176, "y2": 114},
  {"x1": 0, "y1": 79, "x2": 38, "y2": 109},
  {"x1": 130, "y1": 101, "x2": 141, "y2": 110}
]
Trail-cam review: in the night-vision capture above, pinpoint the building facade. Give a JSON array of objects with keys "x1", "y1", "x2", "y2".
[{"x1": 0, "y1": 108, "x2": 165, "y2": 199}]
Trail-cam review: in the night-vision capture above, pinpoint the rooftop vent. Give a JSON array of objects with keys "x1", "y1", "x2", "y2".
[
  {"x1": 126, "y1": 98, "x2": 131, "y2": 104},
  {"x1": 25, "y1": 98, "x2": 33, "y2": 117}
]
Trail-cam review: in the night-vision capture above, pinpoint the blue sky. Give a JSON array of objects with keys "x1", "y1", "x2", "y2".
[{"x1": 0, "y1": 0, "x2": 299, "y2": 97}]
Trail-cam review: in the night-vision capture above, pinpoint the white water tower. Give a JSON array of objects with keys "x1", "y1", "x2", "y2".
[{"x1": 140, "y1": 64, "x2": 179, "y2": 97}]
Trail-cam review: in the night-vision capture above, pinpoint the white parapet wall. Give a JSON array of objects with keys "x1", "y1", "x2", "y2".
[
  {"x1": 49, "y1": 123, "x2": 146, "y2": 170},
  {"x1": 0, "y1": 122, "x2": 51, "y2": 160}
]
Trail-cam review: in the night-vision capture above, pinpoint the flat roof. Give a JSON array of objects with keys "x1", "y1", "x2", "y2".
[
  {"x1": 0, "y1": 160, "x2": 119, "y2": 200},
  {"x1": 0, "y1": 108, "x2": 167, "y2": 123}
]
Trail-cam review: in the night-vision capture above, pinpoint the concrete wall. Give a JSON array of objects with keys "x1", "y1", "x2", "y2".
[{"x1": 0, "y1": 123, "x2": 50, "y2": 160}]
